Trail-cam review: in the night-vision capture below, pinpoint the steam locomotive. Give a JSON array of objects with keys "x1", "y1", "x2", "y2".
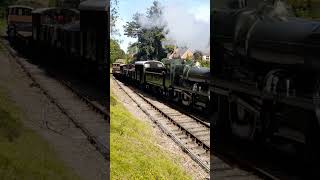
[
  {"x1": 212, "y1": 0, "x2": 320, "y2": 170},
  {"x1": 6, "y1": 0, "x2": 108, "y2": 76},
  {"x1": 114, "y1": 59, "x2": 211, "y2": 113}
]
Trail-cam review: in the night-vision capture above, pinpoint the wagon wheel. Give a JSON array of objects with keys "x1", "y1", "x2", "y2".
[{"x1": 229, "y1": 96, "x2": 258, "y2": 140}]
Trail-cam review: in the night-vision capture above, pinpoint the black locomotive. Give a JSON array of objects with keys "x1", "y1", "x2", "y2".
[
  {"x1": 114, "y1": 59, "x2": 211, "y2": 113},
  {"x1": 6, "y1": 0, "x2": 108, "y2": 77},
  {"x1": 212, "y1": 0, "x2": 320, "y2": 171}
]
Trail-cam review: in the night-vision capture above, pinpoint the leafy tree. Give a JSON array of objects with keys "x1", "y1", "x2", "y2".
[
  {"x1": 127, "y1": 42, "x2": 138, "y2": 55},
  {"x1": 286, "y1": 0, "x2": 320, "y2": 19},
  {"x1": 124, "y1": 1, "x2": 167, "y2": 61},
  {"x1": 200, "y1": 60, "x2": 210, "y2": 68},
  {"x1": 110, "y1": 39, "x2": 125, "y2": 64},
  {"x1": 0, "y1": 0, "x2": 15, "y2": 7},
  {"x1": 193, "y1": 50, "x2": 203, "y2": 61},
  {"x1": 164, "y1": 45, "x2": 175, "y2": 54},
  {"x1": 110, "y1": 0, "x2": 119, "y2": 37}
]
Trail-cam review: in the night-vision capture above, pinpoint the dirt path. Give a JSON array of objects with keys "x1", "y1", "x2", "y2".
[{"x1": 0, "y1": 44, "x2": 107, "y2": 180}]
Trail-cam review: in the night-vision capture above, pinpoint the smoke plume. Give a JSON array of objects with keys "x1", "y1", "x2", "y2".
[
  {"x1": 269, "y1": 0, "x2": 291, "y2": 20},
  {"x1": 137, "y1": 1, "x2": 210, "y2": 53}
]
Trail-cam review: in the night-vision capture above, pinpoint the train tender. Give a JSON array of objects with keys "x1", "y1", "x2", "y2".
[
  {"x1": 115, "y1": 59, "x2": 211, "y2": 112},
  {"x1": 212, "y1": 0, "x2": 320, "y2": 169}
]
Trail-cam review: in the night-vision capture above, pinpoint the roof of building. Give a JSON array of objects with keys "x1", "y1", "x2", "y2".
[
  {"x1": 176, "y1": 48, "x2": 190, "y2": 57},
  {"x1": 169, "y1": 48, "x2": 193, "y2": 59}
]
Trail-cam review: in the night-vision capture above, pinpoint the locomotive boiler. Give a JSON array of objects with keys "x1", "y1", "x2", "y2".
[
  {"x1": 211, "y1": 0, "x2": 320, "y2": 171},
  {"x1": 213, "y1": 0, "x2": 320, "y2": 93},
  {"x1": 168, "y1": 60, "x2": 210, "y2": 109}
]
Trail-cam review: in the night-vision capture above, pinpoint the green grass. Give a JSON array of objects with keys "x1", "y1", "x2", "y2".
[
  {"x1": 110, "y1": 91, "x2": 192, "y2": 179},
  {"x1": 0, "y1": 87, "x2": 80, "y2": 180},
  {"x1": 0, "y1": 18, "x2": 6, "y2": 35}
]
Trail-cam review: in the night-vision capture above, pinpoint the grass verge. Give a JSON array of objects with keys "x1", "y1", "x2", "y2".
[
  {"x1": 0, "y1": 18, "x2": 5, "y2": 35},
  {"x1": 110, "y1": 91, "x2": 192, "y2": 179},
  {"x1": 0, "y1": 87, "x2": 80, "y2": 180}
]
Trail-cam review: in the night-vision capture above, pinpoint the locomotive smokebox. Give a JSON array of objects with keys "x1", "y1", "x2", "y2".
[{"x1": 213, "y1": 0, "x2": 320, "y2": 75}]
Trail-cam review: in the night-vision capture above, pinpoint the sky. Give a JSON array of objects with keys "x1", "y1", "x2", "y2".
[{"x1": 113, "y1": 0, "x2": 210, "y2": 52}]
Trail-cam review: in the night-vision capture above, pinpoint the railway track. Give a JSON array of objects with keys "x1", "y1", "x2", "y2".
[
  {"x1": 113, "y1": 77, "x2": 210, "y2": 173},
  {"x1": 113, "y1": 77, "x2": 283, "y2": 180},
  {"x1": 1, "y1": 39, "x2": 109, "y2": 160}
]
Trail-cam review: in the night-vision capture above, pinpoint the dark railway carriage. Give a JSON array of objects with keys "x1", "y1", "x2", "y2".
[
  {"x1": 28, "y1": 0, "x2": 108, "y2": 77},
  {"x1": 61, "y1": 22, "x2": 81, "y2": 58},
  {"x1": 79, "y1": 0, "x2": 109, "y2": 76},
  {"x1": 6, "y1": 5, "x2": 33, "y2": 45},
  {"x1": 112, "y1": 63, "x2": 123, "y2": 75},
  {"x1": 127, "y1": 63, "x2": 136, "y2": 81},
  {"x1": 32, "y1": 7, "x2": 80, "y2": 50},
  {"x1": 7, "y1": 5, "x2": 33, "y2": 34}
]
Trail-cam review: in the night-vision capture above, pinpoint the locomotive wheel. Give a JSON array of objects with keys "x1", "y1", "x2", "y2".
[
  {"x1": 172, "y1": 90, "x2": 180, "y2": 102},
  {"x1": 229, "y1": 97, "x2": 258, "y2": 140},
  {"x1": 181, "y1": 92, "x2": 192, "y2": 106}
]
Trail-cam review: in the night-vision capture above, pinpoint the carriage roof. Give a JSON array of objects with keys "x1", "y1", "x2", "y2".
[
  {"x1": 32, "y1": 7, "x2": 79, "y2": 14},
  {"x1": 79, "y1": 0, "x2": 108, "y2": 11},
  {"x1": 8, "y1": 5, "x2": 34, "y2": 10}
]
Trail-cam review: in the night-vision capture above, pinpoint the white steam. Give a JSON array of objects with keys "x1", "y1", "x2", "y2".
[
  {"x1": 270, "y1": 0, "x2": 291, "y2": 20},
  {"x1": 136, "y1": 1, "x2": 210, "y2": 54}
]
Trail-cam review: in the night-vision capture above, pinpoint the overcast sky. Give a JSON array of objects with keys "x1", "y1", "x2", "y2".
[{"x1": 113, "y1": 0, "x2": 210, "y2": 52}]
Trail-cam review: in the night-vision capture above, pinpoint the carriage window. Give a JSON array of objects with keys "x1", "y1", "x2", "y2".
[{"x1": 18, "y1": 8, "x2": 22, "y2": 16}]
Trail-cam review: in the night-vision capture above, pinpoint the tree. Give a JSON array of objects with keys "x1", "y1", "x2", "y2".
[
  {"x1": 110, "y1": 39, "x2": 125, "y2": 64},
  {"x1": 286, "y1": 0, "x2": 320, "y2": 19},
  {"x1": 110, "y1": 0, "x2": 119, "y2": 37},
  {"x1": 193, "y1": 50, "x2": 203, "y2": 61},
  {"x1": 124, "y1": 1, "x2": 167, "y2": 61},
  {"x1": 127, "y1": 42, "x2": 138, "y2": 55},
  {"x1": 164, "y1": 44, "x2": 175, "y2": 55}
]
